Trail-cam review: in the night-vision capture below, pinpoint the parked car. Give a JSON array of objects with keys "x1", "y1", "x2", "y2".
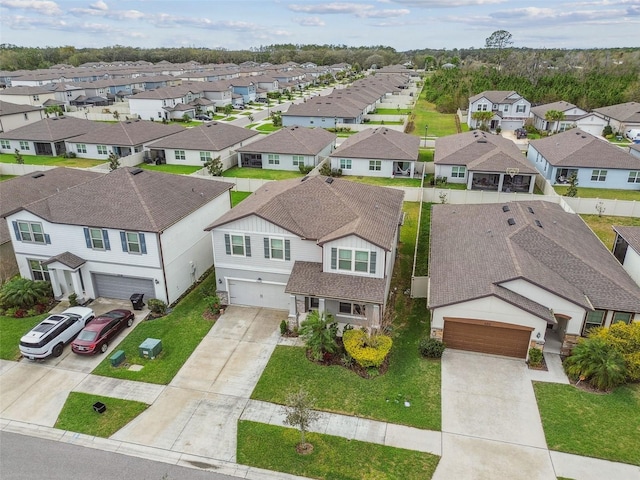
[
  {"x1": 235, "y1": 105, "x2": 245, "y2": 110},
  {"x1": 515, "y1": 128, "x2": 528, "y2": 139},
  {"x1": 19, "y1": 307, "x2": 95, "y2": 359},
  {"x1": 195, "y1": 114, "x2": 212, "y2": 121},
  {"x1": 256, "y1": 98, "x2": 268, "y2": 103},
  {"x1": 71, "y1": 309, "x2": 135, "y2": 355}
]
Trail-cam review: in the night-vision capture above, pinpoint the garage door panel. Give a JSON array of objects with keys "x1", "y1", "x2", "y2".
[
  {"x1": 228, "y1": 280, "x2": 288, "y2": 310},
  {"x1": 92, "y1": 273, "x2": 156, "y2": 301},
  {"x1": 443, "y1": 318, "x2": 531, "y2": 358}
]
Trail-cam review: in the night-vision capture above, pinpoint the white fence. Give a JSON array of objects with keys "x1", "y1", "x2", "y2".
[
  {"x1": 562, "y1": 197, "x2": 640, "y2": 217},
  {"x1": 0, "y1": 164, "x2": 58, "y2": 175}
]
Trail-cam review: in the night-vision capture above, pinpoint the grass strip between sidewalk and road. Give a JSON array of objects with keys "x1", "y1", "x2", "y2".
[
  {"x1": 237, "y1": 420, "x2": 440, "y2": 480},
  {"x1": 55, "y1": 392, "x2": 148, "y2": 438}
]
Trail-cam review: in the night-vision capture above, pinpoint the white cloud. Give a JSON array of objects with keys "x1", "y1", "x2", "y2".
[
  {"x1": 0, "y1": 0, "x2": 62, "y2": 16},
  {"x1": 90, "y1": 0, "x2": 108, "y2": 11},
  {"x1": 390, "y1": 0, "x2": 506, "y2": 7},
  {"x1": 294, "y1": 15, "x2": 326, "y2": 26},
  {"x1": 287, "y1": 2, "x2": 408, "y2": 18}
]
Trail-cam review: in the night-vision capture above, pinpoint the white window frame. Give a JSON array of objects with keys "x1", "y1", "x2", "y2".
[
  {"x1": 126, "y1": 232, "x2": 141, "y2": 254},
  {"x1": 19, "y1": 141, "x2": 30, "y2": 151},
  {"x1": 0, "y1": 140, "x2": 10, "y2": 149},
  {"x1": 88, "y1": 228, "x2": 105, "y2": 250},
  {"x1": 503, "y1": 105, "x2": 509, "y2": 112},
  {"x1": 200, "y1": 151, "x2": 211, "y2": 162},
  {"x1": 292, "y1": 155, "x2": 304, "y2": 166},
  {"x1": 96, "y1": 145, "x2": 108, "y2": 155},
  {"x1": 477, "y1": 103, "x2": 487, "y2": 111},
  {"x1": 369, "y1": 160, "x2": 381, "y2": 171},
  {"x1": 232, "y1": 234, "x2": 246, "y2": 256},
  {"x1": 340, "y1": 158, "x2": 352, "y2": 170},
  {"x1": 337, "y1": 248, "x2": 371, "y2": 273},
  {"x1": 268, "y1": 154, "x2": 280, "y2": 165},
  {"x1": 175, "y1": 150, "x2": 186, "y2": 161},
  {"x1": 451, "y1": 166, "x2": 466, "y2": 178},
  {"x1": 28, "y1": 259, "x2": 50, "y2": 282},
  {"x1": 17, "y1": 221, "x2": 46, "y2": 244},
  {"x1": 338, "y1": 302, "x2": 366, "y2": 316},
  {"x1": 628, "y1": 171, "x2": 640, "y2": 184},
  {"x1": 269, "y1": 237, "x2": 284, "y2": 260},
  {"x1": 516, "y1": 104, "x2": 526, "y2": 113},
  {"x1": 591, "y1": 169, "x2": 607, "y2": 182},
  {"x1": 76, "y1": 144, "x2": 87, "y2": 154}
]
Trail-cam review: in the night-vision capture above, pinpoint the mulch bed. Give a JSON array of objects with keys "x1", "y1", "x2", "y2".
[
  {"x1": 304, "y1": 340, "x2": 389, "y2": 379},
  {"x1": 527, "y1": 354, "x2": 548, "y2": 371}
]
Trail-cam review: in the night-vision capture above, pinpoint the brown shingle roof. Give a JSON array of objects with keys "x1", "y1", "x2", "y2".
[
  {"x1": 613, "y1": 226, "x2": 640, "y2": 255},
  {"x1": 285, "y1": 261, "x2": 386, "y2": 304},
  {"x1": 68, "y1": 120, "x2": 184, "y2": 147},
  {"x1": 146, "y1": 122, "x2": 258, "y2": 151},
  {"x1": 207, "y1": 176, "x2": 404, "y2": 251},
  {"x1": 236, "y1": 126, "x2": 336, "y2": 156},
  {"x1": 429, "y1": 201, "x2": 640, "y2": 314},
  {"x1": 0, "y1": 117, "x2": 104, "y2": 142},
  {"x1": 528, "y1": 129, "x2": 640, "y2": 169},
  {"x1": 22, "y1": 167, "x2": 232, "y2": 232},
  {"x1": 593, "y1": 102, "x2": 640, "y2": 123},
  {"x1": 330, "y1": 127, "x2": 419, "y2": 161}
]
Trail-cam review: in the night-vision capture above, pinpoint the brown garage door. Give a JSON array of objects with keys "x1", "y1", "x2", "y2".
[{"x1": 443, "y1": 318, "x2": 532, "y2": 358}]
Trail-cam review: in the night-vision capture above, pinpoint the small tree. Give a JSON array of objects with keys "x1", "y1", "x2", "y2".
[
  {"x1": 595, "y1": 201, "x2": 606, "y2": 217},
  {"x1": 282, "y1": 388, "x2": 320, "y2": 452},
  {"x1": 564, "y1": 172, "x2": 578, "y2": 197},
  {"x1": 108, "y1": 151, "x2": 120, "y2": 171},
  {"x1": 223, "y1": 104, "x2": 234, "y2": 116},
  {"x1": 299, "y1": 310, "x2": 338, "y2": 361},
  {"x1": 112, "y1": 110, "x2": 120, "y2": 121},
  {"x1": 564, "y1": 337, "x2": 626, "y2": 391},
  {"x1": 471, "y1": 111, "x2": 494, "y2": 130},
  {"x1": 14, "y1": 149, "x2": 24, "y2": 164},
  {"x1": 45, "y1": 105, "x2": 63, "y2": 117},
  {"x1": 182, "y1": 113, "x2": 190, "y2": 123},
  {"x1": 248, "y1": 114, "x2": 254, "y2": 123},
  {"x1": 203, "y1": 155, "x2": 223, "y2": 176},
  {"x1": 544, "y1": 109, "x2": 565, "y2": 133},
  {"x1": 271, "y1": 111, "x2": 282, "y2": 127}
]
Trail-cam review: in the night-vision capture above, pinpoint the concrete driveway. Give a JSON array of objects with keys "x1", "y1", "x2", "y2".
[
  {"x1": 111, "y1": 306, "x2": 285, "y2": 462},
  {"x1": 433, "y1": 350, "x2": 556, "y2": 480}
]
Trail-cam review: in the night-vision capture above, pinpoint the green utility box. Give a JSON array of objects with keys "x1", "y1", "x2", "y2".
[
  {"x1": 110, "y1": 350, "x2": 126, "y2": 367},
  {"x1": 139, "y1": 338, "x2": 162, "y2": 359}
]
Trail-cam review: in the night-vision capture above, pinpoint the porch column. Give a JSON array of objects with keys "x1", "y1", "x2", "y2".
[
  {"x1": 370, "y1": 305, "x2": 381, "y2": 330},
  {"x1": 70, "y1": 271, "x2": 84, "y2": 302},
  {"x1": 288, "y1": 294, "x2": 297, "y2": 319},
  {"x1": 410, "y1": 163, "x2": 415, "y2": 179},
  {"x1": 49, "y1": 269, "x2": 63, "y2": 299},
  {"x1": 497, "y1": 174, "x2": 505, "y2": 192},
  {"x1": 528, "y1": 176, "x2": 535, "y2": 194},
  {"x1": 318, "y1": 298, "x2": 326, "y2": 315}
]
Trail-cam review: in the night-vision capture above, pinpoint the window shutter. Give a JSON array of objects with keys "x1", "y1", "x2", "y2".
[
  {"x1": 12, "y1": 221, "x2": 21, "y2": 241},
  {"x1": 103, "y1": 230, "x2": 111, "y2": 250},
  {"x1": 245, "y1": 236, "x2": 251, "y2": 257},
  {"x1": 224, "y1": 234, "x2": 231, "y2": 255},
  {"x1": 263, "y1": 237, "x2": 270, "y2": 259},
  {"x1": 83, "y1": 228, "x2": 91, "y2": 248},
  {"x1": 331, "y1": 247, "x2": 337, "y2": 270},
  {"x1": 45, "y1": 234, "x2": 51, "y2": 244},
  {"x1": 285, "y1": 239, "x2": 290, "y2": 261},
  {"x1": 140, "y1": 233, "x2": 147, "y2": 254},
  {"x1": 120, "y1": 231, "x2": 128, "y2": 252},
  {"x1": 369, "y1": 251, "x2": 376, "y2": 274}
]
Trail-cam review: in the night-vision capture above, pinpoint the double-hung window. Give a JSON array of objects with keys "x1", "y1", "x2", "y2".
[
  {"x1": 76, "y1": 144, "x2": 87, "y2": 154},
  {"x1": 19, "y1": 141, "x2": 30, "y2": 151},
  {"x1": 369, "y1": 160, "x2": 381, "y2": 171},
  {"x1": 119, "y1": 231, "x2": 146, "y2": 254},
  {"x1": 582, "y1": 310, "x2": 606, "y2": 335},
  {"x1": 175, "y1": 150, "x2": 186, "y2": 161},
  {"x1": 591, "y1": 169, "x2": 607, "y2": 182},
  {"x1": 292, "y1": 155, "x2": 304, "y2": 166},
  {"x1": 13, "y1": 221, "x2": 48, "y2": 244},
  {"x1": 84, "y1": 227, "x2": 110, "y2": 250},
  {"x1": 477, "y1": 104, "x2": 487, "y2": 111},
  {"x1": 516, "y1": 104, "x2": 526, "y2": 113},
  {"x1": 628, "y1": 171, "x2": 640, "y2": 184},
  {"x1": 340, "y1": 159, "x2": 351, "y2": 170},
  {"x1": 224, "y1": 234, "x2": 251, "y2": 257},
  {"x1": 0, "y1": 140, "x2": 10, "y2": 149},
  {"x1": 263, "y1": 237, "x2": 290, "y2": 260},
  {"x1": 29, "y1": 259, "x2": 50, "y2": 282},
  {"x1": 612, "y1": 312, "x2": 632, "y2": 325},
  {"x1": 268, "y1": 154, "x2": 280, "y2": 165},
  {"x1": 331, "y1": 248, "x2": 376, "y2": 274},
  {"x1": 451, "y1": 166, "x2": 466, "y2": 178},
  {"x1": 200, "y1": 151, "x2": 211, "y2": 162},
  {"x1": 97, "y1": 145, "x2": 108, "y2": 155}
]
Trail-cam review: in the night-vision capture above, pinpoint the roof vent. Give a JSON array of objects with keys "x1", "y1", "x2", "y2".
[
  {"x1": 535, "y1": 220, "x2": 543, "y2": 228},
  {"x1": 130, "y1": 168, "x2": 143, "y2": 175},
  {"x1": 507, "y1": 218, "x2": 516, "y2": 226},
  {"x1": 528, "y1": 207, "x2": 535, "y2": 214},
  {"x1": 477, "y1": 139, "x2": 487, "y2": 143},
  {"x1": 502, "y1": 205, "x2": 510, "y2": 212},
  {"x1": 301, "y1": 176, "x2": 309, "y2": 182},
  {"x1": 325, "y1": 177, "x2": 334, "y2": 184},
  {"x1": 31, "y1": 172, "x2": 45, "y2": 179}
]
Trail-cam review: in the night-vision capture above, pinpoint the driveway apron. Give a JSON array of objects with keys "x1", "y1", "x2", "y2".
[{"x1": 110, "y1": 306, "x2": 285, "y2": 463}]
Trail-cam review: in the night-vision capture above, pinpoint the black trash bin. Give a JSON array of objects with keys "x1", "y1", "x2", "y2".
[{"x1": 130, "y1": 293, "x2": 145, "y2": 311}]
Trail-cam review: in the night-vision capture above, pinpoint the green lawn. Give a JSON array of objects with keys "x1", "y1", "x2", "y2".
[
  {"x1": 245, "y1": 123, "x2": 258, "y2": 129},
  {"x1": 419, "y1": 149, "x2": 434, "y2": 162},
  {"x1": 412, "y1": 90, "x2": 459, "y2": 137},
  {"x1": 367, "y1": 121, "x2": 404, "y2": 125},
  {"x1": 0, "y1": 174, "x2": 16, "y2": 181},
  {"x1": 256, "y1": 124, "x2": 282, "y2": 133},
  {"x1": 0, "y1": 153, "x2": 104, "y2": 168},
  {"x1": 375, "y1": 108, "x2": 412, "y2": 115},
  {"x1": 534, "y1": 382, "x2": 640, "y2": 465},
  {"x1": 414, "y1": 203, "x2": 432, "y2": 277},
  {"x1": 136, "y1": 163, "x2": 202, "y2": 175},
  {"x1": 554, "y1": 186, "x2": 640, "y2": 201},
  {"x1": 91, "y1": 272, "x2": 217, "y2": 384},
  {"x1": 222, "y1": 166, "x2": 302, "y2": 180},
  {"x1": 169, "y1": 120, "x2": 200, "y2": 127},
  {"x1": 251, "y1": 202, "x2": 441, "y2": 430},
  {"x1": 580, "y1": 214, "x2": 640, "y2": 250},
  {"x1": 231, "y1": 191, "x2": 252, "y2": 206},
  {"x1": 55, "y1": 392, "x2": 148, "y2": 438},
  {"x1": 237, "y1": 421, "x2": 440, "y2": 480},
  {"x1": 0, "y1": 314, "x2": 47, "y2": 361},
  {"x1": 345, "y1": 176, "x2": 422, "y2": 187}
]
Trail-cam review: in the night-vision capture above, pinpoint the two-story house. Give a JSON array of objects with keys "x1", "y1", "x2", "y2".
[
  {"x1": 467, "y1": 90, "x2": 531, "y2": 131},
  {"x1": 6, "y1": 167, "x2": 233, "y2": 304},
  {"x1": 0, "y1": 86, "x2": 57, "y2": 107},
  {"x1": 0, "y1": 101, "x2": 45, "y2": 133},
  {"x1": 206, "y1": 176, "x2": 404, "y2": 330}
]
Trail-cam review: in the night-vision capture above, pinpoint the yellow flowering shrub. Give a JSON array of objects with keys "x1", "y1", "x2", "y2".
[{"x1": 343, "y1": 329, "x2": 392, "y2": 368}]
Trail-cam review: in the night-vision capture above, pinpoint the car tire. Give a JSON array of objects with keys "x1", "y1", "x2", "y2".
[
  {"x1": 100, "y1": 343, "x2": 108, "y2": 354},
  {"x1": 127, "y1": 317, "x2": 134, "y2": 327},
  {"x1": 52, "y1": 343, "x2": 64, "y2": 357}
]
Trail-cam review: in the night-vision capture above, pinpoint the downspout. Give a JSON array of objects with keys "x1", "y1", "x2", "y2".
[{"x1": 158, "y1": 232, "x2": 169, "y2": 303}]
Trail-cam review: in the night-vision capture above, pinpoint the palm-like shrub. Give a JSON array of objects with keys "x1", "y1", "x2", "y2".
[
  {"x1": 590, "y1": 323, "x2": 640, "y2": 381},
  {"x1": 0, "y1": 278, "x2": 52, "y2": 309},
  {"x1": 564, "y1": 337, "x2": 627, "y2": 391},
  {"x1": 299, "y1": 310, "x2": 337, "y2": 361}
]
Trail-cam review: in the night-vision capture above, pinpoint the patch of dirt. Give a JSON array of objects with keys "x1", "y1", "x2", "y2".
[
  {"x1": 569, "y1": 377, "x2": 611, "y2": 395},
  {"x1": 202, "y1": 310, "x2": 220, "y2": 322},
  {"x1": 296, "y1": 442, "x2": 314, "y2": 455}
]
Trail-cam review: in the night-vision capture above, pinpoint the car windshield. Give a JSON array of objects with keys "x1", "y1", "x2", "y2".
[{"x1": 77, "y1": 330, "x2": 98, "y2": 341}]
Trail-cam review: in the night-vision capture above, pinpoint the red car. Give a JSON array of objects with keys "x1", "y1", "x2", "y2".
[{"x1": 71, "y1": 309, "x2": 134, "y2": 355}]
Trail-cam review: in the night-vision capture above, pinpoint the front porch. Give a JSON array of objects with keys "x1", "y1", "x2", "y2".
[{"x1": 42, "y1": 252, "x2": 87, "y2": 302}]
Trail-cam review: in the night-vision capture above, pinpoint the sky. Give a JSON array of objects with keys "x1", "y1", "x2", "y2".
[{"x1": 0, "y1": 0, "x2": 639, "y2": 51}]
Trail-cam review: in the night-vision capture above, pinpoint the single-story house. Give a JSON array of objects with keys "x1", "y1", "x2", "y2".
[
  {"x1": 593, "y1": 102, "x2": 640, "y2": 134},
  {"x1": 329, "y1": 127, "x2": 420, "y2": 178},
  {"x1": 0, "y1": 168, "x2": 103, "y2": 282},
  {"x1": 613, "y1": 226, "x2": 640, "y2": 288},
  {"x1": 434, "y1": 131, "x2": 537, "y2": 193},
  {"x1": 467, "y1": 91, "x2": 531, "y2": 131},
  {"x1": 236, "y1": 125, "x2": 336, "y2": 170},
  {"x1": 0, "y1": 101, "x2": 45, "y2": 133},
  {"x1": 527, "y1": 128, "x2": 640, "y2": 189},
  {"x1": 529, "y1": 101, "x2": 587, "y2": 133},
  {"x1": 145, "y1": 122, "x2": 260, "y2": 170},
  {"x1": 6, "y1": 167, "x2": 233, "y2": 304},
  {"x1": 206, "y1": 176, "x2": 405, "y2": 330},
  {"x1": 429, "y1": 201, "x2": 640, "y2": 360},
  {"x1": 0, "y1": 117, "x2": 104, "y2": 156},
  {"x1": 66, "y1": 119, "x2": 184, "y2": 159}
]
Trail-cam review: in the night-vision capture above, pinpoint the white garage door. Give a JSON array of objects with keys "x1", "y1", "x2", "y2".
[
  {"x1": 501, "y1": 120, "x2": 522, "y2": 131},
  {"x1": 92, "y1": 273, "x2": 156, "y2": 301},
  {"x1": 228, "y1": 280, "x2": 289, "y2": 310}
]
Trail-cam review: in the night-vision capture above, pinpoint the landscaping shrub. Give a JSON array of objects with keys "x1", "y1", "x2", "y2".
[
  {"x1": 280, "y1": 319, "x2": 289, "y2": 336},
  {"x1": 564, "y1": 337, "x2": 627, "y2": 391},
  {"x1": 590, "y1": 322, "x2": 640, "y2": 381},
  {"x1": 147, "y1": 298, "x2": 167, "y2": 315},
  {"x1": 204, "y1": 295, "x2": 221, "y2": 314},
  {"x1": 528, "y1": 347, "x2": 543, "y2": 367},
  {"x1": 298, "y1": 164, "x2": 314, "y2": 174},
  {"x1": 343, "y1": 329, "x2": 392, "y2": 368},
  {"x1": 0, "y1": 278, "x2": 52, "y2": 309},
  {"x1": 418, "y1": 337, "x2": 445, "y2": 358},
  {"x1": 299, "y1": 311, "x2": 338, "y2": 361},
  {"x1": 68, "y1": 292, "x2": 79, "y2": 307}
]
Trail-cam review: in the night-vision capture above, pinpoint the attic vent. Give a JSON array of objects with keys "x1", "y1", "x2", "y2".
[
  {"x1": 528, "y1": 207, "x2": 535, "y2": 214},
  {"x1": 502, "y1": 205, "x2": 510, "y2": 212},
  {"x1": 31, "y1": 172, "x2": 45, "y2": 178},
  {"x1": 477, "y1": 140, "x2": 487, "y2": 143},
  {"x1": 130, "y1": 168, "x2": 143, "y2": 175},
  {"x1": 507, "y1": 218, "x2": 516, "y2": 226},
  {"x1": 535, "y1": 220, "x2": 543, "y2": 228},
  {"x1": 325, "y1": 177, "x2": 334, "y2": 184},
  {"x1": 301, "y1": 176, "x2": 309, "y2": 182}
]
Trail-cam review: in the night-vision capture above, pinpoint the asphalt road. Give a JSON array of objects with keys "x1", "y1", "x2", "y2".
[{"x1": 0, "y1": 431, "x2": 238, "y2": 480}]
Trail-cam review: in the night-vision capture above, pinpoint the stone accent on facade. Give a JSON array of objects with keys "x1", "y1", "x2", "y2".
[
  {"x1": 561, "y1": 334, "x2": 580, "y2": 356},
  {"x1": 431, "y1": 327, "x2": 443, "y2": 340}
]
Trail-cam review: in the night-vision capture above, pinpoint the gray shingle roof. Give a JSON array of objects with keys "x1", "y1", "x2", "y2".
[
  {"x1": 22, "y1": 167, "x2": 232, "y2": 232},
  {"x1": 435, "y1": 131, "x2": 536, "y2": 173},
  {"x1": 0, "y1": 117, "x2": 104, "y2": 142},
  {"x1": 528, "y1": 129, "x2": 640, "y2": 169},
  {"x1": 285, "y1": 261, "x2": 386, "y2": 304},
  {"x1": 613, "y1": 226, "x2": 640, "y2": 255},
  {"x1": 207, "y1": 176, "x2": 404, "y2": 251},
  {"x1": 236, "y1": 126, "x2": 336, "y2": 156},
  {"x1": 43, "y1": 251, "x2": 86, "y2": 269},
  {"x1": 429, "y1": 201, "x2": 640, "y2": 314},
  {"x1": 593, "y1": 102, "x2": 640, "y2": 123},
  {"x1": 530, "y1": 101, "x2": 578, "y2": 118},
  {"x1": 330, "y1": 127, "x2": 419, "y2": 161},
  {"x1": 146, "y1": 122, "x2": 259, "y2": 151},
  {"x1": 0, "y1": 101, "x2": 43, "y2": 116},
  {"x1": 469, "y1": 90, "x2": 520, "y2": 104},
  {"x1": 68, "y1": 120, "x2": 184, "y2": 146}
]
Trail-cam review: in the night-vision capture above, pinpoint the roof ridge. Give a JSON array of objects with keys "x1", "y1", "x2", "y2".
[{"x1": 125, "y1": 168, "x2": 159, "y2": 231}]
